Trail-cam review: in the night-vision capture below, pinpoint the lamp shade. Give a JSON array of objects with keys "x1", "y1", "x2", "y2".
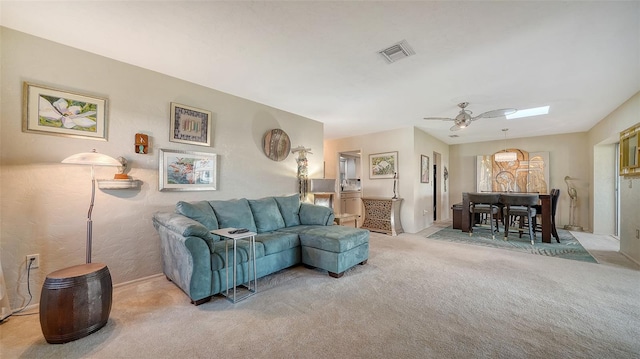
[
  {"x1": 494, "y1": 151, "x2": 517, "y2": 162},
  {"x1": 308, "y1": 179, "x2": 336, "y2": 193},
  {"x1": 62, "y1": 150, "x2": 121, "y2": 166}
]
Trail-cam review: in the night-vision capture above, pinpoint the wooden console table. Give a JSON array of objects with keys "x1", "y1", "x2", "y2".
[{"x1": 361, "y1": 197, "x2": 403, "y2": 236}]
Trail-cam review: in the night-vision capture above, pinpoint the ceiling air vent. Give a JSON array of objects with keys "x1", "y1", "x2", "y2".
[
  {"x1": 379, "y1": 40, "x2": 415, "y2": 63},
  {"x1": 449, "y1": 134, "x2": 459, "y2": 138}
]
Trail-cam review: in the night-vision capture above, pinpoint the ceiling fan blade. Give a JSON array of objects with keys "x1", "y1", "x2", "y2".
[
  {"x1": 475, "y1": 108, "x2": 517, "y2": 119},
  {"x1": 424, "y1": 117, "x2": 454, "y2": 121}
]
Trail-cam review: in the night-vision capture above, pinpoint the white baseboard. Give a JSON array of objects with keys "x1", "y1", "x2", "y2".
[
  {"x1": 113, "y1": 273, "x2": 164, "y2": 289},
  {"x1": 620, "y1": 251, "x2": 640, "y2": 267},
  {"x1": 4, "y1": 273, "x2": 164, "y2": 319}
]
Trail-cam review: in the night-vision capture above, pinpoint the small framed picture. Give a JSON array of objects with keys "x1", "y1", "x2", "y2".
[
  {"x1": 22, "y1": 82, "x2": 108, "y2": 140},
  {"x1": 369, "y1": 151, "x2": 398, "y2": 179},
  {"x1": 421, "y1": 155, "x2": 430, "y2": 183},
  {"x1": 159, "y1": 149, "x2": 217, "y2": 191},
  {"x1": 170, "y1": 102, "x2": 212, "y2": 147}
]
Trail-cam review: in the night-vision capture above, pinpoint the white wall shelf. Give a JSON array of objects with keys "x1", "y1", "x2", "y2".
[{"x1": 97, "y1": 179, "x2": 142, "y2": 190}]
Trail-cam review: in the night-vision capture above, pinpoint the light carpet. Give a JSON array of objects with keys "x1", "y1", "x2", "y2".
[
  {"x1": 427, "y1": 226, "x2": 597, "y2": 263},
  {"x1": 1, "y1": 231, "x2": 639, "y2": 359}
]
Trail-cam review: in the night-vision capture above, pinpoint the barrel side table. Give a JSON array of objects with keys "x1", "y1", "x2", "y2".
[{"x1": 40, "y1": 263, "x2": 112, "y2": 344}]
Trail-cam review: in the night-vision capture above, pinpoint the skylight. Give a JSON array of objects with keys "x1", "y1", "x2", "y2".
[{"x1": 506, "y1": 106, "x2": 550, "y2": 120}]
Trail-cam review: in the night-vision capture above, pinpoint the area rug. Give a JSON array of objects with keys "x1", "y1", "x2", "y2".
[{"x1": 426, "y1": 226, "x2": 598, "y2": 263}]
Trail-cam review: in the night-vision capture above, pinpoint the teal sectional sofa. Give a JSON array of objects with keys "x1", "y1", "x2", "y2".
[{"x1": 152, "y1": 194, "x2": 369, "y2": 305}]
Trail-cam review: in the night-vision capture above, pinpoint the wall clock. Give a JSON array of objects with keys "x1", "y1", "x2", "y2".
[{"x1": 263, "y1": 129, "x2": 291, "y2": 161}]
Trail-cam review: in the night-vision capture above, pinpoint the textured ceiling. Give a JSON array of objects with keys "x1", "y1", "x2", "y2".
[{"x1": 2, "y1": 1, "x2": 639, "y2": 144}]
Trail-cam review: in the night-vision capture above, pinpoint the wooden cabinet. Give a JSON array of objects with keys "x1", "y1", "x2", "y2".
[
  {"x1": 620, "y1": 123, "x2": 640, "y2": 177},
  {"x1": 361, "y1": 197, "x2": 404, "y2": 236},
  {"x1": 340, "y1": 192, "x2": 362, "y2": 222}
]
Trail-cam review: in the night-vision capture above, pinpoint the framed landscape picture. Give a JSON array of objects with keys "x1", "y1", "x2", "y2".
[
  {"x1": 421, "y1": 155, "x2": 430, "y2": 183},
  {"x1": 170, "y1": 102, "x2": 212, "y2": 147},
  {"x1": 369, "y1": 151, "x2": 398, "y2": 179},
  {"x1": 22, "y1": 82, "x2": 108, "y2": 140},
  {"x1": 159, "y1": 149, "x2": 217, "y2": 191}
]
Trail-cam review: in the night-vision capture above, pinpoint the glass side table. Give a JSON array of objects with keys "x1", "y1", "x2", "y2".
[{"x1": 211, "y1": 228, "x2": 257, "y2": 303}]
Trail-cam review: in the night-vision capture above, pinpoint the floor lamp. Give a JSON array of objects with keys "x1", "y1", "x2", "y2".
[
  {"x1": 39, "y1": 149, "x2": 120, "y2": 344},
  {"x1": 61, "y1": 149, "x2": 122, "y2": 263}
]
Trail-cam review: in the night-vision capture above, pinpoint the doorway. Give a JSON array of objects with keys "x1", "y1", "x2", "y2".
[
  {"x1": 338, "y1": 150, "x2": 362, "y2": 221},
  {"x1": 433, "y1": 151, "x2": 443, "y2": 221},
  {"x1": 338, "y1": 151, "x2": 361, "y2": 191},
  {"x1": 615, "y1": 143, "x2": 620, "y2": 237},
  {"x1": 433, "y1": 163, "x2": 437, "y2": 221}
]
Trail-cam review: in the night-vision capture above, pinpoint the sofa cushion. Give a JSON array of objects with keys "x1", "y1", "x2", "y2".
[
  {"x1": 210, "y1": 239, "x2": 266, "y2": 272},
  {"x1": 175, "y1": 201, "x2": 219, "y2": 231},
  {"x1": 248, "y1": 197, "x2": 286, "y2": 233},
  {"x1": 209, "y1": 198, "x2": 257, "y2": 233},
  {"x1": 274, "y1": 194, "x2": 301, "y2": 227},
  {"x1": 255, "y1": 232, "x2": 300, "y2": 255},
  {"x1": 280, "y1": 225, "x2": 369, "y2": 253},
  {"x1": 299, "y1": 202, "x2": 333, "y2": 225}
]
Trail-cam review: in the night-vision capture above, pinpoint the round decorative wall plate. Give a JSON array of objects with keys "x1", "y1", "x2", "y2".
[{"x1": 263, "y1": 129, "x2": 291, "y2": 161}]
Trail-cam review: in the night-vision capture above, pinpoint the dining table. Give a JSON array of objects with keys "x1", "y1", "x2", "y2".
[{"x1": 461, "y1": 192, "x2": 553, "y2": 243}]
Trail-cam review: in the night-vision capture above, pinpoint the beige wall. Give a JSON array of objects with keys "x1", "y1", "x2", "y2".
[
  {"x1": 449, "y1": 132, "x2": 590, "y2": 231},
  {"x1": 325, "y1": 127, "x2": 450, "y2": 233},
  {"x1": 591, "y1": 144, "x2": 616, "y2": 235},
  {"x1": 0, "y1": 28, "x2": 324, "y2": 309},
  {"x1": 587, "y1": 91, "x2": 640, "y2": 264},
  {"x1": 413, "y1": 128, "x2": 450, "y2": 228}
]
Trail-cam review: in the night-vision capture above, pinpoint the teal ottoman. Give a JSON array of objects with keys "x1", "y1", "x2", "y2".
[{"x1": 296, "y1": 226, "x2": 369, "y2": 278}]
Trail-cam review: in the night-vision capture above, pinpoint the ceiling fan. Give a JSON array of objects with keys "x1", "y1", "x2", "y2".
[{"x1": 424, "y1": 102, "x2": 517, "y2": 131}]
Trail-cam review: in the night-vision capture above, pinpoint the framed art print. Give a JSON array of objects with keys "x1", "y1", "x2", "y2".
[
  {"x1": 421, "y1": 155, "x2": 430, "y2": 183},
  {"x1": 22, "y1": 82, "x2": 108, "y2": 140},
  {"x1": 159, "y1": 149, "x2": 217, "y2": 191},
  {"x1": 170, "y1": 102, "x2": 212, "y2": 147},
  {"x1": 369, "y1": 151, "x2": 398, "y2": 179}
]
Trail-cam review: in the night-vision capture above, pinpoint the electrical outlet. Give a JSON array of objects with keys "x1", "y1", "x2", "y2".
[
  {"x1": 636, "y1": 229, "x2": 639, "y2": 239},
  {"x1": 26, "y1": 254, "x2": 39, "y2": 270}
]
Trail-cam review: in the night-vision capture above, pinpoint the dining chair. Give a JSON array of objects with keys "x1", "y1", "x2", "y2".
[
  {"x1": 534, "y1": 189, "x2": 561, "y2": 243},
  {"x1": 500, "y1": 193, "x2": 539, "y2": 245},
  {"x1": 467, "y1": 192, "x2": 501, "y2": 239}
]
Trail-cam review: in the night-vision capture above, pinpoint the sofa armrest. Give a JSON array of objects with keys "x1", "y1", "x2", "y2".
[
  {"x1": 152, "y1": 212, "x2": 214, "y2": 302},
  {"x1": 299, "y1": 203, "x2": 335, "y2": 226},
  {"x1": 153, "y1": 212, "x2": 218, "y2": 243}
]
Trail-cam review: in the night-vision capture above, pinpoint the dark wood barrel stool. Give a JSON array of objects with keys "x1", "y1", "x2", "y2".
[{"x1": 39, "y1": 263, "x2": 112, "y2": 344}]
